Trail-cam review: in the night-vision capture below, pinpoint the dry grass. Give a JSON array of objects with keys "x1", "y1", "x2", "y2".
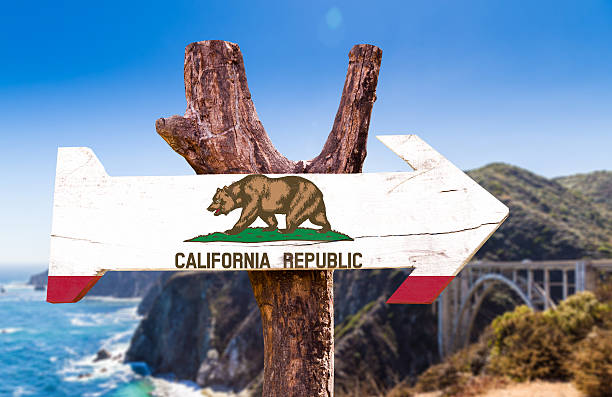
[
  {"x1": 412, "y1": 381, "x2": 583, "y2": 397},
  {"x1": 479, "y1": 381, "x2": 583, "y2": 397}
]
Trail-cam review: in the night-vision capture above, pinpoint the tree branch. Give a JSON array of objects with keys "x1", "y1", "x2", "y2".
[{"x1": 156, "y1": 40, "x2": 382, "y2": 175}]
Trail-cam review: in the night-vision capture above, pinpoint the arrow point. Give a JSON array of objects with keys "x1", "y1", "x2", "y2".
[{"x1": 376, "y1": 135, "x2": 448, "y2": 171}]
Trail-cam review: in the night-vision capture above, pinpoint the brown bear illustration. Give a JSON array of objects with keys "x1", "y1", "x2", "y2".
[{"x1": 207, "y1": 175, "x2": 331, "y2": 235}]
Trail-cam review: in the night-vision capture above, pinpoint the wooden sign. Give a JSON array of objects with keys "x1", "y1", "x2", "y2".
[{"x1": 47, "y1": 135, "x2": 508, "y2": 304}]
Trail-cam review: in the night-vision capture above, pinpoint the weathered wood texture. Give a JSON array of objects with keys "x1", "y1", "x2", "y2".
[
  {"x1": 157, "y1": 40, "x2": 382, "y2": 396},
  {"x1": 49, "y1": 139, "x2": 510, "y2": 277},
  {"x1": 249, "y1": 271, "x2": 334, "y2": 396},
  {"x1": 156, "y1": 40, "x2": 381, "y2": 174}
]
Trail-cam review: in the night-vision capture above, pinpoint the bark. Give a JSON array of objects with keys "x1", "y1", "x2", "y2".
[{"x1": 156, "y1": 39, "x2": 381, "y2": 396}]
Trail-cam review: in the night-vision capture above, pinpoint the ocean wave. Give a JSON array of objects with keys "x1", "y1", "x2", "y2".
[
  {"x1": 2, "y1": 282, "x2": 31, "y2": 289},
  {"x1": 98, "y1": 329, "x2": 134, "y2": 357},
  {"x1": 64, "y1": 346, "x2": 78, "y2": 356},
  {"x1": 59, "y1": 350, "x2": 135, "y2": 384},
  {"x1": 69, "y1": 316, "x2": 100, "y2": 327},
  {"x1": 69, "y1": 306, "x2": 140, "y2": 327},
  {"x1": 85, "y1": 296, "x2": 142, "y2": 303},
  {"x1": 0, "y1": 283, "x2": 46, "y2": 302},
  {"x1": 59, "y1": 320, "x2": 139, "y2": 388},
  {"x1": 0, "y1": 327, "x2": 22, "y2": 335},
  {"x1": 0, "y1": 282, "x2": 144, "y2": 396},
  {"x1": 12, "y1": 385, "x2": 35, "y2": 397},
  {"x1": 149, "y1": 378, "x2": 203, "y2": 397},
  {"x1": 149, "y1": 377, "x2": 250, "y2": 397}
]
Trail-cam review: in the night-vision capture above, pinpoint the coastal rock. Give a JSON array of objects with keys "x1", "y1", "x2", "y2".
[
  {"x1": 195, "y1": 307, "x2": 263, "y2": 390},
  {"x1": 125, "y1": 268, "x2": 437, "y2": 395},
  {"x1": 334, "y1": 298, "x2": 437, "y2": 396},
  {"x1": 125, "y1": 272, "x2": 263, "y2": 391},
  {"x1": 137, "y1": 271, "x2": 177, "y2": 314},
  {"x1": 27, "y1": 271, "x2": 47, "y2": 290},
  {"x1": 334, "y1": 269, "x2": 412, "y2": 325},
  {"x1": 88, "y1": 271, "x2": 170, "y2": 298},
  {"x1": 94, "y1": 349, "x2": 111, "y2": 362},
  {"x1": 335, "y1": 270, "x2": 438, "y2": 395}
]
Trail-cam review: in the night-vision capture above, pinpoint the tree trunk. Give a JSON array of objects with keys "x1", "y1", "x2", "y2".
[{"x1": 156, "y1": 40, "x2": 381, "y2": 396}]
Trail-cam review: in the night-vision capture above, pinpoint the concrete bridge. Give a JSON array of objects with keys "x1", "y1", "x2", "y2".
[{"x1": 437, "y1": 259, "x2": 612, "y2": 358}]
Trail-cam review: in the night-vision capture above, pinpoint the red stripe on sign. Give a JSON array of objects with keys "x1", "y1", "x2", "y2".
[
  {"x1": 47, "y1": 276, "x2": 102, "y2": 303},
  {"x1": 386, "y1": 275, "x2": 455, "y2": 304}
]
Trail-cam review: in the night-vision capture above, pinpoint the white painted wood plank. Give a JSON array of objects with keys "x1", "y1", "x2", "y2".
[{"x1": 49, "y1": 135, "x2": 508, "y2": 279}]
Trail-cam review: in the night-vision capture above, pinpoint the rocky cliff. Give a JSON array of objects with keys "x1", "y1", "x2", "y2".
[
  {"x1": 27, "y1": 271, "x2": 48, "y2": 289},
  {"x1": 126, "y1": 272, "x2": 263, "y2": 391},
  {"x1": 334, "y1": 271, "x2": 438, "y2": 395},
  {"x1": 125, "y1": 269, "x2": 438, "y2": 395}
]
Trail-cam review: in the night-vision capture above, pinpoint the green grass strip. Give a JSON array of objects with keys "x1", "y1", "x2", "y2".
[{"x1": 185, "y1": 227, "x2": 353, "y2": 243}]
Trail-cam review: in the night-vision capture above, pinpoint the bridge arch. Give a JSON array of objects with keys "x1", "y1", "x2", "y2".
[
  {"x1": 439, "y1": 259, "x2": 609, "y2": 358},
  {"x1": 452, "y1": 274, "x2": 534, "y2": 350}
]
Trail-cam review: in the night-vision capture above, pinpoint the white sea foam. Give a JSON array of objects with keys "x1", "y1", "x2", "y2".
[
  {"x1": 0, "y1": 283, "x2": 46, "y2": 302},
  {"x1": 83, "y1": 392, "x2": 103, "y2": 397},
  {"x1": 0, "y1": 327, "x2": 22, "y2": 334},
  {"x1": 69, "y1": 315, "x2": 100, "y2": 327},
  {"x1": 60, "y1": 333, "x2": 132, "y2": 380},
  {"x1": 148, "y1": 377, "x2": 251, "y2": 397},
  {"x1": 69, "y1": 306, "x2": 140, "y2": 327},
  {"x1": 197, "y1": 387, "x2": 248, "y2": 397},
  {"x1": 60, "y1": 307, "x2": 140, "y2": 387},
  {"x1": 12, "y1": 385, "x2": 34, "y2": 397},
  {"x1": 85, "y1": 296, "x2": 142, "y2": 303},
  {"x1": 64, "y1": 346, "x2": 77, "y2": 356},
  {"x1": 100, "y1": 329, "x2": 133, "y2": 351},
  {"x1": 59, "y1": 351, "x2": 135, "y2": 384},
  {"x1": 59, "y1": 324, "x2": 244, "y2": 397},
  {"x1": 0, "y1": 278, "x2": 146, "y2": 396},
  {"x1": 149, "y1": 378, "x2": 202, "y2": 397},
  {"x1": 3, "y1": 282, "x2": 31, "y2": 289}
]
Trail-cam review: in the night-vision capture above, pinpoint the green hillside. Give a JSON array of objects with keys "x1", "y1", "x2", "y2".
[
  {"x1": 468, "y1": 164, "x2": 612, "y2": 260},
  {"x1": 555, "y1": 170, "x2": 612, "y2": 212}
]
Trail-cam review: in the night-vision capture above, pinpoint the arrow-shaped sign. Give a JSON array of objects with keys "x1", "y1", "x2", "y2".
[{"x1": 47, "y1": 135, "x2": 508, "y2": 304}]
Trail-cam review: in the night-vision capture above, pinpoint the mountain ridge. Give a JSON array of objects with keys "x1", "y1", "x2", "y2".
[{"x1": 469, "y1": 164, "x2": 611, "y2": 260}]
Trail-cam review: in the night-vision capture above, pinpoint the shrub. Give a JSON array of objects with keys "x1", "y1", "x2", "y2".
[
  {"x1": 488, "y1": 305, "x2": 571, "y2": 381},
  {"x1": 414, "y1": 359, "x2": 465, "y2": 393},
  {"x1": 386, "y1": 381, "x2": 414, "y2": 397},
  {"x1": 570, "y1": 327, "x2": 612, "y2": 397},
  {"x1": 414, "y1": 292, "x2": 612, "y2": 395},
  {"x1": 414, "y1": 334, "x2": 492, "y2": 395},
  {"x1": 546, "y1": 291, "x2": 609, "y2": 341},
  {"x1": 595, "y1": 273, "x2": 612, "y2": 303}
]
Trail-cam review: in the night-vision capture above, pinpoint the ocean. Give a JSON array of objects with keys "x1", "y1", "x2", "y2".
[{"x1": 0, "y1": 277, "x2": 209, "y2": 397}]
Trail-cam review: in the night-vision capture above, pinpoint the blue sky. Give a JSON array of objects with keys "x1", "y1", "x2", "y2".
[{"x1": 1, "y1": 0, "x2": 611, "y2": 268}]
